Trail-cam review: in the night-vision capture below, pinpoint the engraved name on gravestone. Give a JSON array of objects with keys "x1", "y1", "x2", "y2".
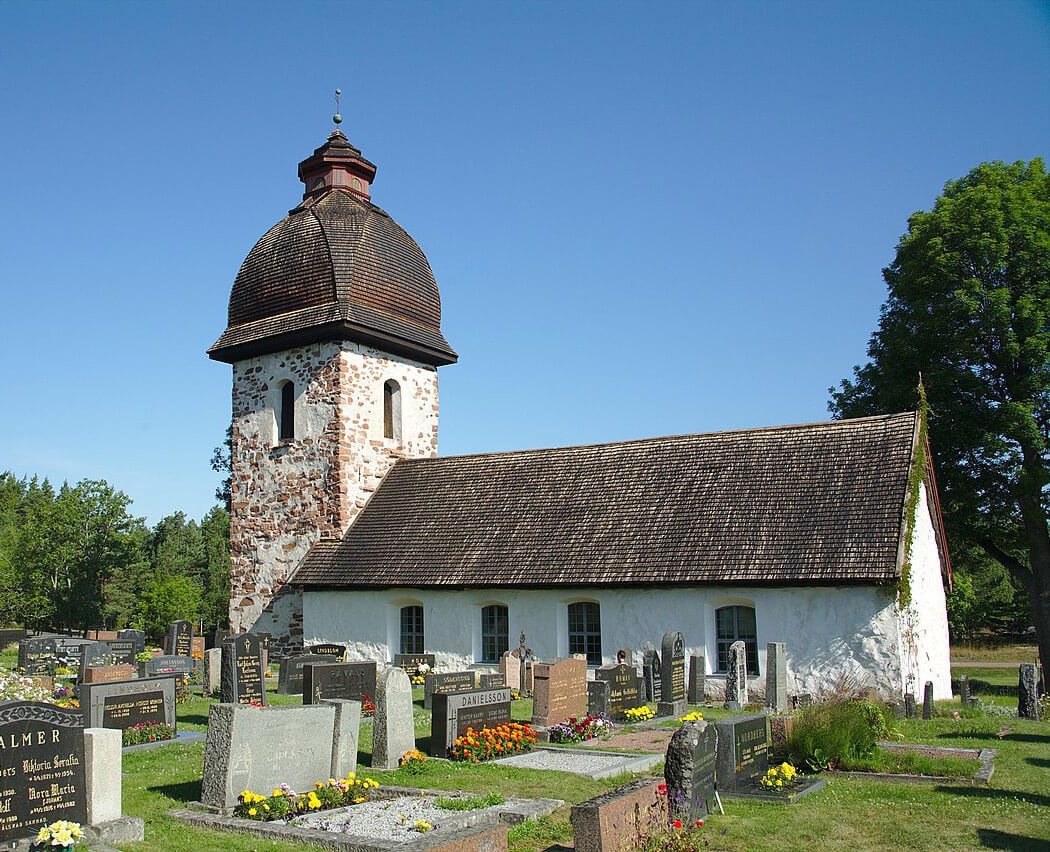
[
  {"x1": 393, "y1": 653, "x2": 435, "y2": 677},
  {"x1": 531, "y1": 657, "x2": 588, "y2": 728},
  {"x1": 479, "y1": 673, "x2": 506, "y2": 689},
  {"x1": 142, "y1": 655, "x2": 195, "y2": 681},
  {"x1": 222, "y1": 634, "x2": 265, "y2": 705},
  {"x1": 0, "y1": 702, "x2": 87, "y2": 842},
  {"x1": 423, "y1": 671, "x2": 476, "y2": 709},
  {"x1": 277, "y1": 654, "x2": 331, "y2": 695},
  {"x1": 81, "y1": 664, "x2": 135, "y2": 684},
  {"x1": 658, "y1": 631, "x2": 687, "y2": 717},
  {"x1": 18, "y1": 639, "x2": 56, "y2": 675},
  {"x1": 643, "y1": 648, "x2": 662, "y2": 703},
  {"x1": 688, "y1": 654, "x2": 706, "y2": 705},
  {"x1": 724, "y1": 641, "x2": 748, "y2": 711},
  {"x1": 665, "y1": 719, "x2": 717, "y2": 819},
  {"x1": 81, "y1": 675, "x2": 177, "y2": 731},
  {"x1": 117, "y1": 629, "x2": 146, "y2": 654},
  {"x1": 166, "y1": 620, "x2": 193, "y2": 657},
  {"x1": 430, "y1": 688, "x2": 513, "y2": 757},
  {"x1": 303, "y1": 661, "x2": 377, "y2": 705},
  {"x1": 107, "y1": 640, "x2": 137, "y2": 665},
  {"x1": 306, "y1": 643, "x2": 346, "y2": 659},
  {"x1": 765, "y1": 643, "x2": 788, "y2": 713},
  {"x1": 595, "y1": 663, "x2": 641, "y2": 720},
  {"x1": 714, "y1": 714, "x2": 769, "y2": 790}
]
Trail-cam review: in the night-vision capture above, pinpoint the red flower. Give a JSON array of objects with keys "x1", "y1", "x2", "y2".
[
  {"x1": 657, "y1": 783, "x2": 668, "y2": 795},
  {"x1": 696, "y1": 820, "x2": 704, "y2": 827},
  {"x1": 673, "y1": 819, "x2": 682, "y2": 829}
]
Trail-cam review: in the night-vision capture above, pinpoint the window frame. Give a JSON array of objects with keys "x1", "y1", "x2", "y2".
[
  {"x1": 715, "y1": 605, "x2": 759, "y2": 674},
  {"x1": 399, "y1": 605, "x2": 424, "y2": 655},
  {"x1": 383, "y1": 379, "x2": 402, "y2": 442},
  {"x1": 278, "y1": 380, "x2": 295, "y2": 442},
  {"x1": 567, "y1": 601, "x2": 602, "y2": 666},
  {"x1": 480, "y1": 604, "x2": 509, "y2": 664}
]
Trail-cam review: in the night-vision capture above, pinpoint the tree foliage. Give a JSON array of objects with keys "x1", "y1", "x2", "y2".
[{"x1": 831, "y1": 159, "x2": 1050, "y2": 672}]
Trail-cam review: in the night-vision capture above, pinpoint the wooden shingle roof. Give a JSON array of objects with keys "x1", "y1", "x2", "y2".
[{"x1": 292, "y1": 412, "x2": 922, "y2": 589}]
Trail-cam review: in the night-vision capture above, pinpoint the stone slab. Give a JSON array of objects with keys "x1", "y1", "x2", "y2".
[
  {"x1": 303, "y1": 661, "x2": 377, "y2": 705},
  {"x1": 494, "y1": 746, "x2": 664, "y2": 779},
  {"x1": 715, "y1": 713, "x2": 769, "y2": 791},
  {"x1": 423, "y1": 671, "x2": 476, "y2": 709},
  {"x1": 570, "y1": 778, "x2": 661, "y2": 852},
  {"x1": 80, "y1": 675, "x2": 177, "y2": 731}
]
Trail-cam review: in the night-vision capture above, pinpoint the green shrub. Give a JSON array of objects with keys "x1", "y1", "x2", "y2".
[{"x1": 786, "y1": 700, "x2": 883, "y2": 771}]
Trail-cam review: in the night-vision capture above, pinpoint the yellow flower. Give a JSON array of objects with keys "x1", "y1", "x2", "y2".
[
  {"x1": 263, "y1": 804, "x2": 270, "y2": 812},
  {"x1": 248, "y1": 807, "x2": 257, "y2": 816},
  {"x1": 36, "y1": 828, "x2": 50, "y2": 842}
]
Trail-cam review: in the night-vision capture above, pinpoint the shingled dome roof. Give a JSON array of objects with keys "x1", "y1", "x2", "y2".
[{"x1": 209, "y1": 130, "x2": 456, "y2": 365}]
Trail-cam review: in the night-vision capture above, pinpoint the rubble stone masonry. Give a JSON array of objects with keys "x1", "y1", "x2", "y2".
[{"x1": 228, "y1": 340, "x2": 439, "y2": 655}]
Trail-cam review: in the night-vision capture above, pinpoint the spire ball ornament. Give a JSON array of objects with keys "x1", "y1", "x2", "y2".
[{"x1": 333, "y1": 88, "x2": 343, "y2": 125}]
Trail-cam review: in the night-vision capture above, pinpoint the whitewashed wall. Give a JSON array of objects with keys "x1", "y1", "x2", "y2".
[{"x1": 303, "y1": 581, "x2": 928, "y2": 698}]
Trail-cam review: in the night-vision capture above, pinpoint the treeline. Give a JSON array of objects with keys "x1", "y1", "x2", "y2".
[{"x1": 0, "y1": 472, "x2": 230, "y2": 640}]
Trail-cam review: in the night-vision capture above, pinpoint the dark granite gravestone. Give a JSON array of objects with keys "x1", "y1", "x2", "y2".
[
  {"x1": 430, "y1": 688, "x2": 512, "y2": 757},
  {"x1": 904, "y1": 692, "x2": 917, "y2": 719},
  {"x1": 665, "y1": 719, "x2": 717, "y2": 819},
  {"x1": 0, "y1": 701, "x2": 87, "y2": 842},
  {"x1": 393, "y1": 653, "x2": 435, "y2": 677},
  {"x1": 166, "y1": 620, "x2": 193, "y2": 657},
  {"x1": 922, "y1": 681, "x2": 934, "y2": 719},
  {"x1": 658, "y1": 631, "x2": 687, "y2": 717},
  {"x1": 423, "y1": 671, "x2": 477, "y2": 709},
  {"x1": 766, "y1": 643, "x2": 788, "y2": 713},
  {"x1": 117, "y1": 628, "x2": 146, "y2": 654},
  {"x1": 0, "y1": 628, "x2": 26, "y2": 650},
  {"x1": 715, "y1": 714, "x2": 769, "y2": 791},
  {"x1": 1018, "y1": 663, "x2": 1038, "y2": 719},
  {"x1": 141, "y1": 655, "x2": 195, "y2": 681},
  {"x1": 724, "y1": 641, "x2": 748, "y2": 711},
  {"x1": 588, "y1": 680, "x2": 610, "y2": 716},
  {"x1": 480, "y1": 673, "x2": 506, "y2": 688},
  {"x1": 208, "y1": 628, "x2": 230, "y2": 650},
  {"x1": 305, "y1": 643, "x2": 346, "y2": 659},
  {"x1": 79, "y1": 642, "x2": 112, "y2": 671},
  {"x1": 688, "y1": 655, "x2": 706, "y2": 705},
  {"x1": 595, "y1": 663, "x2": 642, "y2": 720},
  {"x1": 959, "y1": 674, "x2": 971, "y2": 706},
  {"x1": 107, "y1": 639, "x2": 137, "y2": 665},
  {"x1": 81, "y1": 675, "x2": 177, "y2": 731},
  {"x1": 221, "y1": 634, "x2": 266, "y2": 705},
  {"x1": 302, "y1": 661, "x2": 377, "y2": 705},
  {"x1": 642, "y1": 648, "x2": 661, "y2": 702},
  {"x1": 17, "y1": 639, "x2": 56, "y2": 675},
  {"x1": 531, "y1": 657, "x2": 589, "y2": 728},
  {"x1": 277, "y1": 654, "x2": 331, "y2": 695}
]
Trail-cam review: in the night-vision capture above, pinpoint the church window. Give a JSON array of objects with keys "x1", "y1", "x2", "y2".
[
  {"x1": 400, "y1": 605, "x2": 424, "y2": 655},
  {"x1": 567, "y1": 601, "x2": 602, "y2": 665},
  {"x1": 480, "y1": 605, "x2": 509, "y2": 663},
  {"x1": 279, "y1": 380, "x2": 295, "y2": 441},
  {"x1": 383, "y1": 379, "x2": 402, "y2": 442},
  {"x1": 715, "y1": 605, "x2": 759, "y2": 674}
]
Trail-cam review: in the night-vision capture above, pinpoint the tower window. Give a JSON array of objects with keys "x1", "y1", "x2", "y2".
[
  {"x1": 383, "y1": 379, "x2": 402, "y2": 441},
  {"x1": 400, "y1": 605, "x2": 424, "y2": 655},
  {"x1": 279, "y1": 381, "x2": 295, "y2": 441},
  {"x1": 481, "y1": 605, "x2": 509, "y2": 663},
  {"x1": 568, "y1": 601, "x2": 602, "y2": 665}
]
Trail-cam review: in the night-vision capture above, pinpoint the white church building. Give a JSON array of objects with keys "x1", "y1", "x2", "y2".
[{"x1": 209, "y1": 125, "x2": 954, "y2": 701}]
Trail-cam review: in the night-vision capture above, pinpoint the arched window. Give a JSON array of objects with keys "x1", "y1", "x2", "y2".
[
  {"x1": 279, "y1": 381, "x2": 295, "y2": 441},
  {"x1": 480, "y1": 605, "x2": 509, "y2": 663},
  {"x1": 400, "y1": 605, "x2": 424, "y2": 655},
  {"x1": 567, "y1": 601, "x2": 602, "y2": 665},
  {"x1": 716, "y1": 605, "x2": 759, "y2": 674},
  {"x1": 383, "y1": 379, "x2": 402, "y2": 442}
]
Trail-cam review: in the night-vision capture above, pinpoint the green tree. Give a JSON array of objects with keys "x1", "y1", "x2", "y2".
[
  {"x1": 139, "y1": 572, "x2": 202, "y2": 641},
  {"x1": 199, "y1": 506, "x2": 230, "y2": 630},
  {"x1": 831, "y1": 159, "x2": 1050, "y2": 674},
  {"x1": 211, "y1": 426, "x2": 232, "y2": 511}
]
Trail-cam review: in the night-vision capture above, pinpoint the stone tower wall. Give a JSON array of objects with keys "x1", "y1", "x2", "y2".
[{"x1": 228, "y1": 340, "x2": 439, "y2": 655}]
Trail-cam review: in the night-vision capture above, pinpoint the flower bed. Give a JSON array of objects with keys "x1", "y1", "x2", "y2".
[
  {"x1": 122, "y1": 722, "x2": 176, "y2": 747},
  {"x1": 624, "y1": 705, "x2": 655, "y2": 722},
  {"x1": 547, "y1": 713, "x2": 613, "y2": 743},
  {"x1": 449, "y1": 723, "x2": 537, "y2": 763},
  {"x1": 235, "y1": 775, "x2": 380, "y2": 821}
]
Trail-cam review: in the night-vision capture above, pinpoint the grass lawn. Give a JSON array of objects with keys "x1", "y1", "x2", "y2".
[{"x1": 950, "y1": 642, "x2": 1039, "y2": 663}]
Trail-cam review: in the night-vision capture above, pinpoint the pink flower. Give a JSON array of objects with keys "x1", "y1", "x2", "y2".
[{"x1": 657, "y1": 783, "x2": 668, "y2": 795}]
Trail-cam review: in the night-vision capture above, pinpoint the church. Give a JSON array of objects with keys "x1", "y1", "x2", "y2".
[{"x1": 208, "y1": 123, "x2": 954, "y2": 701}]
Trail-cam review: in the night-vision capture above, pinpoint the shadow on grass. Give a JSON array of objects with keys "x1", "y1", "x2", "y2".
[
  {"x1": 149, "y1": 778, "x2": 201, "y2": 804},
  {"x1": 177, "y1": 712, "x2": 210, "y2": 727},
  {"x1": 976, "y1": 828, "x2": 1050, "y2": 850},
  {"x1": 933, "y1": 786, "x2": 1050, "y2": 808},
  {"x1": 937, "y1": 731, "x2": 997, "y2": 742},
  {"x1": 1025, "y1": 757, "x2": 1050, "y2": 769},
  {"x1": 952, "y1": 678, "x2": 1018, "y2": 698},
  {"x1": 1003, "y1": 732, "x2": 1050, "y2": 744}
]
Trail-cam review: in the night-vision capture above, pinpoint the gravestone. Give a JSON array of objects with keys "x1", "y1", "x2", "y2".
[
  {"x1": 724, "y1": 641, "x2": 748, "y2": 711},
  {"x1": 688, "y1": 655, "x2": 706, "y2": 705},
  {"x1": 423, "y1": 671, "x2": 476, "y2": 709},
  {"x1": 166, "y1": 620, "x2": 193, "y2": 657},
  {"x1": 714, "y1": 714, "x2": 769, "y2": 790},
  {"x1": 765, "y1": 642, "x2": 788, "y2": 713},
  {"x1": 221, "y1": 633, "x2": 265, "y2": 705},
  {"x1": 531, "y1": 657, "x2": 588, "y2": 728},
  {"x1": 81, "y1": 675, "x2": 177, "y2": 731},
  {"x1": 431, "y1": 688, "x2": 512, "y2": 757},
  {"x1": 191, "y1": 636, "x2": 205, "y2": 659},
  {"x1": 371, "y1": 666, "x2": 415, "y2": 770},
  {"x1": 0, "y1": 628, "x2": 26, "y2": 650},
  {"x1": 303, "y1": 661, "x2": 377, "y2": 705},
  {"x1": 117, "y1": 628, "x2": 146, "y2": 654},
  {"x1": 0, "y1": 701, "x2": 87, "y2": 841},
  {"x1": 1018, "y1": 663, "x2": 1038, "y2": 719},
  {"x1": 81, "y1": 664, "x2": 134, "y2": 684},
  {"x1": 256, "y1": 633, "x2": 271, "y2": 672},
  {"x1": 141, "y1": 655, "x2": 195, "y2": 681},
  {"x1": 642, "y1": 648, "x2": 661, "y2": 703},
  {"x1": 107, "y1": 639, "x2": 137, "y2": 665},
  {"x1": 922, "y1": 681, "x2": 934, "y2": 720},
  {"x1": 959, "y1": 674, "x2": 971, "y2": 706},
  {"x1": 665, "y1": 719, "x2": 717, "y2": 819},
  {"x1": 658, "y1": 631, "x2": 687, "y2": 717},
  {"x1": 18, "y1": 638, "x2": 56, "y2": 675},
  {"x1": 499, "y1": 650, "x2": 521, "y2": 691},
  {"x1": 204, "y1": 647, "x2": 222, "y2": 694},
  {"x1": 904, "y1": 692, "x2": 917, "y2": 719},
  {"x1": 201, "y1": 701, "x2": 360, "y2": 809},
  {"x1": 393, "y1": 653, "x2": 435, "y2": 677},
  {"x1": 277, "y1": 654, "x2": 331, "y2": 695},
  {"x1": 595, "y1": 663, "x2": 641, "y2": 720},
  {"x1": 588, "y1": 680, "x2": 611, "y2": 717},
  {"x1": 79, "y1": 642, "x2": 112, "y2": 672},
  {"x1": 306, "y1": 643, "x2": 346, "y2": 659},
  {"x1": 480, "y1": 673, "x2": 506, "y2": 688}
]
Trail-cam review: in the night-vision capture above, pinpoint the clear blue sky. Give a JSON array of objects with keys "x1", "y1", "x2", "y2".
[{"x1": 2, "y1": 1, "x2": 1048, "y2": 525}]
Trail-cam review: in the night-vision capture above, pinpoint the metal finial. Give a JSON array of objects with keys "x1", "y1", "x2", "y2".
[{"x1": 333, "y1": 88, "x2": 342, "y2": 125}]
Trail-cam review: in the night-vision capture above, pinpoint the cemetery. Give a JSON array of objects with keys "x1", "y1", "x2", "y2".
[{"x1": 0, "y1": 631, "x2": 1044, "y2": 849}]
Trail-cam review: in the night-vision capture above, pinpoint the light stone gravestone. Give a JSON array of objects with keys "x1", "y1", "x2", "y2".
[
  {"x1": 765, "y1": 642, "x2": 788, "y2": 713},
  {"x1": 724, "y1": 641, "x2": 747, "y2": 711},
  {"x1": 922, "y1": 681, "x2": 934, "y2": 720},
  {"x1": 658, "y1": 631, "x2": 687, "y2": 717},
  {"x1": 201, "y1": 701, "x2": 360, "y2": 809},
  {"x1": 688, "y1": 654, "x2": 706, "y2": 705},
  {"x1": 1018, "y1": 663, "x2": 1038, "y2": 719},
  {"x1": 665, "y1": 718, "x2": 717, "y2": 819},
  {"x1": 531, "y1": 657, "x2": 588, "y2": 728},
  {"x1": 371, "y1": 666, "x2": 415, "y2": 770},
  {"x1": 499, "y1": 650, "x2": 521, "y2": 691},
  {"x1": 204, "y1": 647, "x2": 222, "y2": 694}
]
